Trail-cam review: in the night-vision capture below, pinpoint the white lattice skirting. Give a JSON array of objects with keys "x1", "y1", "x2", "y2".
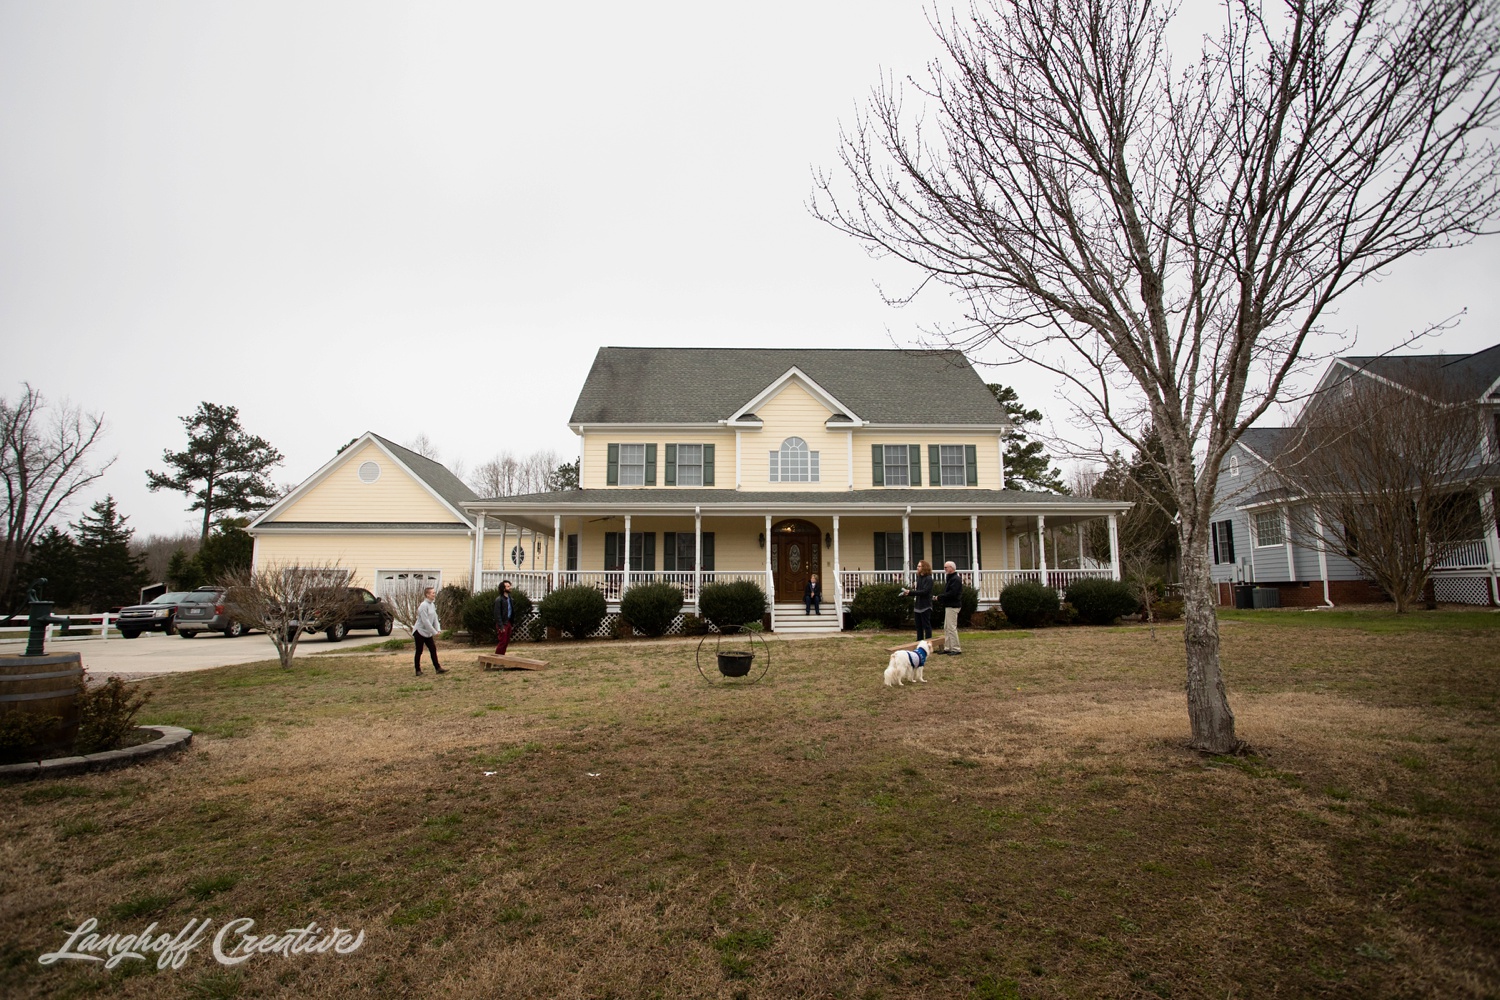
[{"x1": 1434, "y1": 574, "x2": 1496, "y2": 606}]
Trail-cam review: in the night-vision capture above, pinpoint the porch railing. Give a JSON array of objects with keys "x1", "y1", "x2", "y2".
[
  {"x1": 838, "y1": 568, "x2": 1113, "y2": 604},
  {"x1": 1434, "y1": 539, "x2": 1492, "y2": 570},
  {"x1": 479, "y1": 569, "x2": 774, "y2": 604}
]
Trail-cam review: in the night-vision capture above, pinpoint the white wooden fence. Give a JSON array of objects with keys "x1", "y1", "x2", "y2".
[{"x1": 0, "y1": 613, "x2": 120, "y2": 642}]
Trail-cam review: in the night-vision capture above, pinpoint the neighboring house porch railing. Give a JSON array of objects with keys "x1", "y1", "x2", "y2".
[{"x1": 1433, "y1": 539, "x2": 1491, "y2": 570}]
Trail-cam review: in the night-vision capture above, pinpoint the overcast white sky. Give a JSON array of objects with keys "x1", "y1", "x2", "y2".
[{"x1": 3, "y1": 1, "x2": 1497, "y2": 539}]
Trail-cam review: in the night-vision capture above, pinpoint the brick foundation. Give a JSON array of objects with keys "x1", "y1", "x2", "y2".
[{"x1": 1216, "y1": 579, "x2": 1392, "y2": 607}]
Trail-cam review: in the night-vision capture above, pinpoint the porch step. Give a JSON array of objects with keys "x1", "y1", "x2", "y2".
[{"x1": 771, "y1": 604, "x2": 841, "y2": 634}]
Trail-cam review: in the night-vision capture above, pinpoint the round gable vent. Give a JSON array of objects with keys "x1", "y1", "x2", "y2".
[{"x1": 358, "y1": 461, "x2": 381, "y2": 483}]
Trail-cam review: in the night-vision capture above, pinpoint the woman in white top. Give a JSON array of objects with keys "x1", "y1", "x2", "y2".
[{"x1": 413, "y1": 587, "x2": 447, "y2": 675}]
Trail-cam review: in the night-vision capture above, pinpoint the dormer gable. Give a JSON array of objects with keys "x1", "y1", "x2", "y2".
[{"x1": 725, "y1": 367, "x2": 864, "y2": 427}]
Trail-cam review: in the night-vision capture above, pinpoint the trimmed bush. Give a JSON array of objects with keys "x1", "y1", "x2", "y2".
[
  {"x1": 1151, "y1": 598, "x2": 1184, "y2": 622},
  {"x1": 74, "y1": 676, "x2": 152, "y2": 754},
  {"x1": 979, "y1": 607, "x2": 1008, "y2": 630},
  {"x1": 679, "y1": 613, "x2": 710, "y2": 636},
  {"x1": 539, "y1": 585, "x2": 609, "y2": 639},
  {"x1": 1064, "y1": 578, "x2": 1140, "y2": 625},
  {"x1": 999, "y1": 581, "x2": 1060, "y2": 628},
  {"x1": 461, "y1": 588, "x2": 535, "y2": 644},
  {"x1": 855, "y1": 619, "x2": 885, "y2": 631},
  {"x1": 620, "y1": 582, "x2": 684, "y2": 637},
  {"x1": 958, "y1": 584, "x2": 980, "y2": 626},
  {"x1": 848, "y1": 582, "x2": 909, "y2": 630},
  {"x1": 698, "y1": 580, "x2": 767, "y2": 631}
]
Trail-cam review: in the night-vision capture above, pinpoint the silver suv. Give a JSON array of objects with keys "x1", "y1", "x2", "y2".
[{"x1": 174, "y1": 588, "x2": 248, "y2": 638}]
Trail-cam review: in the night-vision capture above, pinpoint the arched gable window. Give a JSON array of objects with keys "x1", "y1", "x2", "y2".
[{"x1": 769, "y1": 437, "x2": 819, "y2": 483}]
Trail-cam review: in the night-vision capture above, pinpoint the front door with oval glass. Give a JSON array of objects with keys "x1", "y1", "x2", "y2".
[{"x1": 771, "y1": 520, "x2": 821, "y2": 603}]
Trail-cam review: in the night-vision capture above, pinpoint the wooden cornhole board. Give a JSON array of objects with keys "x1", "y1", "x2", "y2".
[
  {"x1": 477, "y1": 653, "x2": 548, "y2": 671},
  {"x1": 887, "y1": 637, "x2": 944, "y2": 654}
]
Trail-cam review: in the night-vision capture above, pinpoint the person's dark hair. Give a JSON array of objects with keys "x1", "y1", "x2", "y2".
[{"x1": 500, "y1": 579, "x2": 512, "y2": 593}]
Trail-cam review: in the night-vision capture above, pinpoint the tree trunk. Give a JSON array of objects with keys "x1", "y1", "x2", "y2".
[{"x1": 1179, "y1": 522, "x2": 1241, "y2": 754}]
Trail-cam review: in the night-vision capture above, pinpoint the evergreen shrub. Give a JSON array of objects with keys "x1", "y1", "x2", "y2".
[
  {"x1": 539, "y1": 585, "x2": 608, "y2": 639},
  {"x1": 461, "y1": 588, "x2": 535, "y2": 644},
  {"x1": 1064, "y1": 578, "x2": 1140, "y2": 625},
  {"x1": 848, "y1": 583, "x2": 909, "y2": 630},
  {"x1": 620, "y1": 582, "x2": 684, "y2": 637},
  {"x1": 698, "y1": 580, "x2": 767, "y2": 631},
  {"x1": 998, "y1": 581, "x2": 1060, "y2": 628}
]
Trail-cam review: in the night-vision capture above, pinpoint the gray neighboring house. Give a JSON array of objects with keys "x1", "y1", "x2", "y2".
[{"x1": 1208, "y1": 344, "x2": 1500, "y2": 607}]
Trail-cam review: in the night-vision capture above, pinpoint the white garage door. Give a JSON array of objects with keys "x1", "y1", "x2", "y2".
[{"x1": 375, "y1": 569, "x2": 442, "y2": 599}]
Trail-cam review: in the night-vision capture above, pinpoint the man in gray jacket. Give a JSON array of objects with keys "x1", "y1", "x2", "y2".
[{"x1": 414, "y1": 586, "x2": 448, "y2": 675}]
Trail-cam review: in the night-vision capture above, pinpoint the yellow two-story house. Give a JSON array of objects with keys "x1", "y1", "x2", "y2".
[{"x1": 467, "y1": 347, "x2": 1130, "y2": 632}]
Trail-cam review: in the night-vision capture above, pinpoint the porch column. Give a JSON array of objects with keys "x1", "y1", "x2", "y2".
[
  {"x1": 970, "y1": 514, "x2": 980, "y2": 580},
  {"x1": 552, "y1": 515, "x2": 561, "y2": 593},
  {"x1": 497, "y1": 520, "x2": 511, "y2": 587},
  {"x1": 833, "y1": 514, "x2": 844, "y2": 624},
  {"x1": 902, "y1": 507, "x2": 911, "y2": 573},
  {"x1": 694, "y1": 506, "x2": 702, "y2": 613},
  {"x1": 473, "y1": 515, "x2": 486, "y2": 590},
  {"x1": 1480, "y1": 489, "x2": 1500, "y2": 605},
  {"x1": 1037, "y1": 514, "x2": 1048, "y2": 588},
  {"x1": 1107, "y1": 514, "x2": 1120, "y2": 582},
  {"x1": 623, "y1": 514, "x2": 631, "y2": 594},
  {"x1": 765, "y1": 513, "x2": 774, "y2": 630}
]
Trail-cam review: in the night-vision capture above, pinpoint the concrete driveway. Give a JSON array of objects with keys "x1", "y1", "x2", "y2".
[{"x1": 0, "y1": 628, "x2": 378, "y2": 676}]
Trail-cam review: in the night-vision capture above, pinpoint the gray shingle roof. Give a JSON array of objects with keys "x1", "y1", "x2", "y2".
[
  {"x1": 568, "y1": 347, "x2": 1009, "y2": 425},
  {"x1": 1236, "y1": 427, "x2": 1294, "y2": 462},
  {"x1": 1338, "y1": 342, "x2": 1500, "y2": 400},
  {"x1": 371, "y1": 434, "x2": 479, "y2": 521}
]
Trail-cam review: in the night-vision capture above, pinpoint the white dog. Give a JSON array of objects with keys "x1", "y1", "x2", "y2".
[{"x1": 884, "y1": 639, "x2": 931, "y2": 687}]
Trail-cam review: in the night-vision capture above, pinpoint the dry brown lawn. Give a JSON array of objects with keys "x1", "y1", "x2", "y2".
[{"x1": 2, "y1": 611, "x2": 1497, "y2": 999}]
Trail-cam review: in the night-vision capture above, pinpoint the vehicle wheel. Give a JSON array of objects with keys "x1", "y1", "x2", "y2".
[
  {"x1": 164, "y1": 622, "x2": 177, "y2": 636},
  {"x1": 180, "y1": 630, "x2": 198, "y2": 638},
  {"x1": 377, "y1": 616, "x2": 393, "y2": 637},
  {"x1": 121, "y1": 629, "x2": 140, "y2": 639},
  {"x1": 326, "y1": 622, "x2": 348, "y2": 642},
  {"x1": 225, "y1": 620, "x2": 245, "y2": 638}
]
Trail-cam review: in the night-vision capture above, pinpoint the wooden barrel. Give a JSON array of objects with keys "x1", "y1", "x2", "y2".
[{"x1": 0, "y1": 652, "x2": 82, "y2": 759}]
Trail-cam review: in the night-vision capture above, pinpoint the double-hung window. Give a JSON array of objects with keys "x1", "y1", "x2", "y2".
[
  {"x1": 939, "y1": 445, "x2": 967, "y2": 486},
  {"x1": 617, "y1": 444, "x2": 646, "y2": 486},
  {"x1": 1210, "y1": 520, "x2": 1236, "y2": 564},
  {"x1": 770, "y1": 437, "x2": 819, "y2": 482},
  {"x1": 674, "y1": 444, "x2": 703, "y2": 486},
  {"x1": 874, "y1": 444, "x2": 917, "y2": 486}
]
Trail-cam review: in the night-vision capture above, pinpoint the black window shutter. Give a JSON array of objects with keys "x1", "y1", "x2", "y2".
[
  {"x1": 911, "y1": 532, "x2": 924, "y2": 566},
  {"x1": 929, "y1": 445, "x2": 940, "y2": 486},
  {"x1": 605, "y1": 532, "x2": 619, "y2": 570},
  {"x1": 1211, "y1": 523, "x2": 1222, "y2": 564},
  {"x1": 645, "y1": 444, "x2": 657, "y2": 486},
  {"x1": 873, "y1": 533, "x2": 886, "y2": 572},
  {"x1": 665, "y1": 444, "x2": 677, "y2": 486},
  {"x1": 567, "y1": 534, "x2": 578, "y2": 572},
  {"x1": 931, "y1": 532, "x2": 945, "y2": 569},
  {"x1": 872, "y1": 445, "x2": 885, "y2": 486},
  {"x1": 663, "y1": 532, "x2": 677, "y2": 571},
  {"x1": 642, "y1": 532, "x2": 656, "y2": 571},
  {"x1": 1224, "y1": 521, "x2": 1235, "y2": 563},
  {"x1": 965, "y1": 445, "x2": 978, "y2": 486},
  {"x1": 702, "y1": 444, "x2": 715, "y2": 486},
  {"x1": 606, "y1": 444, "x2": 619, "y2": 486},
  {"x1": 702, "y1": 533, "x2": 715, "y2": 571},
  {"x1": 909, "y1": 444, "x2": 921, "y2": 485}
]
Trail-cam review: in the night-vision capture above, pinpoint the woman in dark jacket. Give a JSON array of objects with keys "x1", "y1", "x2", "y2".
[{"x1": 903, "y1": 561, "x2": 934, "y2": 641}]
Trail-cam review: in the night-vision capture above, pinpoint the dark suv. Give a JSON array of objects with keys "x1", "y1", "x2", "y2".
[
  {"x1": 115, "y1": 592, "x2": 192, "y2": 638},
  {"x1": 175, "y1": 587, "x2": 248, "y2": 638},
  {"x1": 291, "y1": 587, "x2": 394, "y2": 642}
]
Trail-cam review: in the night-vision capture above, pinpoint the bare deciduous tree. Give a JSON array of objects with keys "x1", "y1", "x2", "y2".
[
  {"x1": 469, "y1": 449, "x2": 562, "y2": 498},
  {"x1": 1, "y1": 384, "x2": 112, "y2": 603},
  {"x1": 1272, "y1": 372, "x2": 1489, "y2": 612},
  {"x1": 382, "y1": 579, "x2": 428, "y2": 636},
  {"x1": 223, "y1": 562, "x2": 358, "y2": 669},
  {"x1": 815, "y1": 0, "x2": 1500, "y2": 752}
]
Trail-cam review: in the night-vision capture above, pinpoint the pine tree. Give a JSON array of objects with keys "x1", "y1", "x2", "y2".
[
  {"x1": 988, "y1": 384, "x2": 1068, "y2": 493},
  {"x1": 22, "y1": 526, "x2": 80, "y2": 608},
  {"x1": 72, "y1": 496, "x2": 148, "y2": 610},
  {"x1": 146, "y1": 402, "x2": 284, "y2": 544},
  {"x1": 195, "y1": 518, "x2": 253, "y2": 585},
  {"x1": 166, "y1": 548, "x2": 202, "y2": 591}
]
